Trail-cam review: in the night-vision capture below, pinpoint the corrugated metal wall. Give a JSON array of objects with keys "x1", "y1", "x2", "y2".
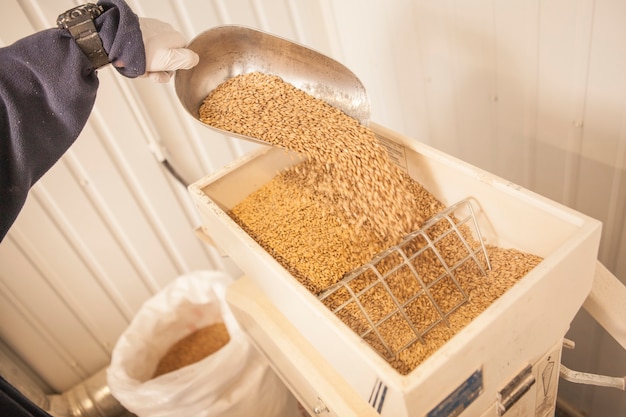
[{"x1": 1, "y1": 0, "x2": 624, "y2": 415}]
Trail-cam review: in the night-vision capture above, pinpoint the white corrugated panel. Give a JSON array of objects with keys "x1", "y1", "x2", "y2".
[{"x1": 0, "y1": 0, "x2": 624, "y2": 415}]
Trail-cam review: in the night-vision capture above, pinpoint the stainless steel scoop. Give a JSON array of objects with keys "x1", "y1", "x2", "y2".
[{"x1": 174, "y1": 25, "x2": 371, "y2": 146}]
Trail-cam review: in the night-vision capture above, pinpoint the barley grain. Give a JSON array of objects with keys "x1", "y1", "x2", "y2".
[
  {"x1": 151, "y1": 322, "x2": 230, "y2": 378},
  {"x1": 200, "y1": 72, "x2": 431, "y2": 244}
]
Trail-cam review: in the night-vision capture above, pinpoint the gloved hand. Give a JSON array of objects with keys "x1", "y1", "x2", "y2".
[{"x1": 139, "y1": 18, "x2": 199, "y2": 83}]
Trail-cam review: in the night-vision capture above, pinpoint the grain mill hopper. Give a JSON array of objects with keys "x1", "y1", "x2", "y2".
[{"x1": 177, "y1": 26, "x2": 625, "y2": 417}]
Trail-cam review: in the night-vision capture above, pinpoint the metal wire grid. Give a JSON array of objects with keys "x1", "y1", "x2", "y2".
[{"x1": 318, "y1": 198, "x2": 491, "y2": 360}]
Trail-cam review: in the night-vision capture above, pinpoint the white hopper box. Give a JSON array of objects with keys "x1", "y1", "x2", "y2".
[{"x1": 189, "y1": 122, "x2": 603, "y2": 417}]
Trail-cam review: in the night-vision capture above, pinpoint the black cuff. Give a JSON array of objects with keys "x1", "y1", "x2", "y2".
[{"x1": 95, "y1": 0, "x2": 146, "y2": 78}]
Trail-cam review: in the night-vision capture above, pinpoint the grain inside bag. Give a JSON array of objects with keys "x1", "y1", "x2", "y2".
[{"x1": 152, "y1": 322, "x2": 230, "y2": 378}]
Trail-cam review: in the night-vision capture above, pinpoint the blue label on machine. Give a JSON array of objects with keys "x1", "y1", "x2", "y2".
[{"x1": 427, "y1": 369, "x2": 483, "y2": 417}]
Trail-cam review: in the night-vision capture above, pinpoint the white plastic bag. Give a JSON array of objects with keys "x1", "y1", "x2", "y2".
[{"x1": 107, "y1": 270, "x2": 299, "y2": 417}]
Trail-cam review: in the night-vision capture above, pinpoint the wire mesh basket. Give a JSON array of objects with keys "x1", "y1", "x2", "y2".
[{"x1": 318, "y1": 198, "x2": 491, "y2": 361}]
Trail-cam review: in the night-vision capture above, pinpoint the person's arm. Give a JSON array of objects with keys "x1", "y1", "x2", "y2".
[
  {"x1": 0, "y1": 0, "x2": 144, "y2": 241},
  {"x1": 0, "y1": 1, "x2": 198, "y2": 242}
]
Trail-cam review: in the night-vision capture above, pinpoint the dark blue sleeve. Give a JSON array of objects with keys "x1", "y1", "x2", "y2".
[{"x1": 0, "y1": 0, "x2": 146, "y2": 241}]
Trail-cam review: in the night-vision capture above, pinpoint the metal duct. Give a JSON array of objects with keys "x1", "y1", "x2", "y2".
[{"x1": 46, "y1": 367, "x2": 134, "y2": 417}]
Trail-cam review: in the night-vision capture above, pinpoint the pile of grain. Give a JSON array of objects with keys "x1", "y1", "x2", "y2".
[
  {"x1": 231, "y1": 170, "x2": 542, "y2": 374},
  {"x1": 199, "y1": 72, "x2": 543, "y2": 374},
  {"x1": 229, "y1": 158, "x2": 444, "y2": 294},
  {"x1": 152, "y1": 322, "x2": 230, "y2": 378}
]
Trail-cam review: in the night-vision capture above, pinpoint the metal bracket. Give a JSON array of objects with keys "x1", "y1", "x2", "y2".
[{"x1": 497, "y1": 364, "x2": 536, "y2": 416}]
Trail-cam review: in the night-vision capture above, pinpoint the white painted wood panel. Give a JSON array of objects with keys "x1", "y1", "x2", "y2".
[{"x1": 1, "y1": 0, "x2": 625, "y2": 415}]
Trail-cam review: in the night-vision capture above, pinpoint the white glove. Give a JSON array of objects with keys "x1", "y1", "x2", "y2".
[{"x1": 139, "y1": 18, "x2": 199, "y2": 83}]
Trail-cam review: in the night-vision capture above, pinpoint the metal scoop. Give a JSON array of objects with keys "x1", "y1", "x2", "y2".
[{"x1": 174, "y1": 25, "x2": 371, "y2": 146}]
